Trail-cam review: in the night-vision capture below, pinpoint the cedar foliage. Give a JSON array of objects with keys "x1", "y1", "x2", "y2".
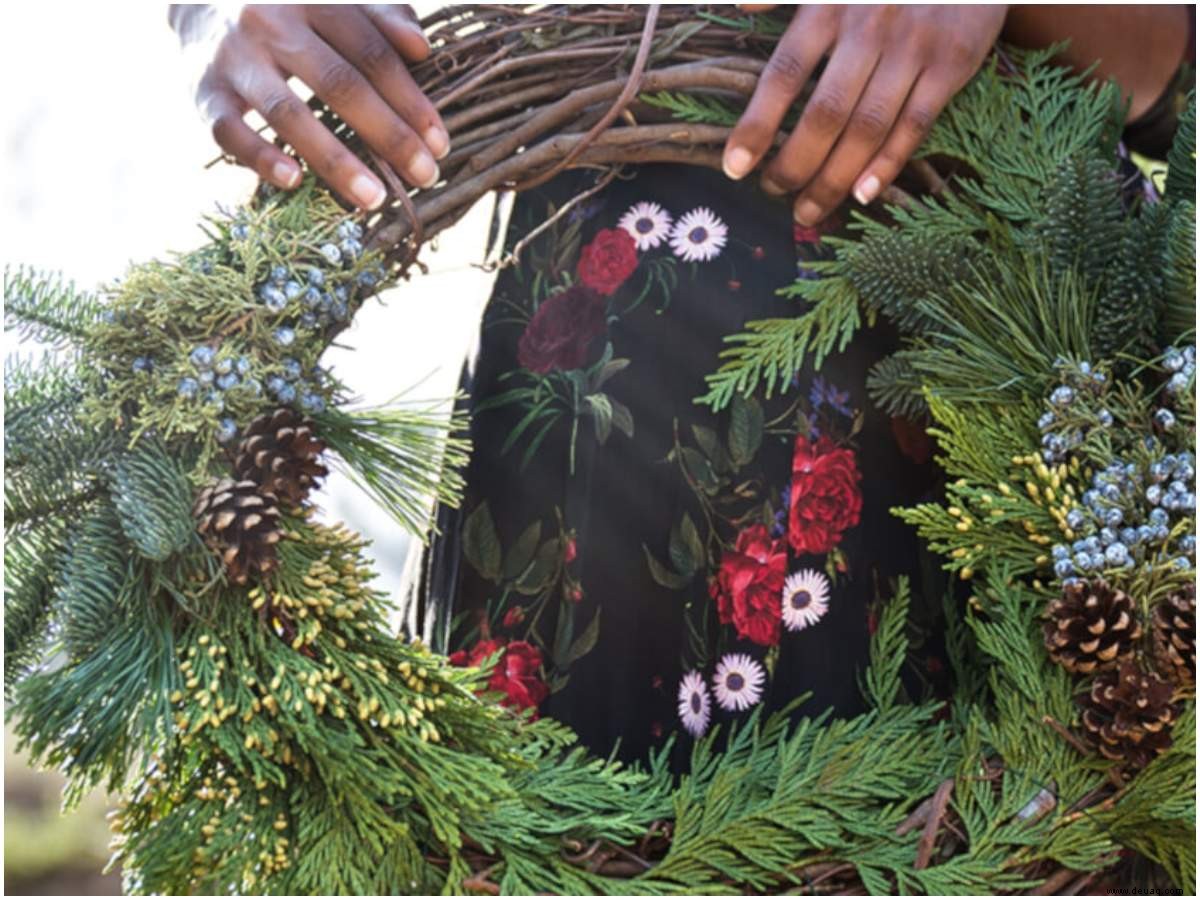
[{"x1": 3, "y1": 47, "x2": 1195, "y2": 896}]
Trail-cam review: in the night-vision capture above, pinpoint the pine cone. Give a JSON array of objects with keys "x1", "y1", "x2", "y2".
[
  {"x1": 233, "y1": 407, "x2": 327, "y2": 507},
  {"x1": 1152, "y1": 583, "x2": 1195, "y2": 687},
  {"x1": 1077, "y1": 661, "x2": 1177, "y2": 770},
  {"x1": 193, "y1": 478, "x2": 283, "y2": 585},
  {"x1": 1043, "y1": 579, "x2": 1142, "y2": 674}
]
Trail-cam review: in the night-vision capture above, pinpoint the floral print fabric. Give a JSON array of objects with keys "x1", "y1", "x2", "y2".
[{"x1": 418, "y1": 165, "x2": 942, "y2": 764}]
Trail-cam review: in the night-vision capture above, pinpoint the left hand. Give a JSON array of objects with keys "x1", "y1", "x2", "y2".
[{"x1": 723, "y1": 5, "x2": 1007, "y2": 225}]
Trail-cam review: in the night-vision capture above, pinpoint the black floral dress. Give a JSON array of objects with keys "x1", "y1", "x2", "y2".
[{"x1": 414, "y1": 165, "x2": 944, "y2": 764}]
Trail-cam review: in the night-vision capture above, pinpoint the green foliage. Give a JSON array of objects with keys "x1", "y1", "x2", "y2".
[
  {"x1": 111, "y1": 441, "x2": 197, "y2": 561},
  {"x1": 639, "y1": 90, "x2": 739, "y2": 126},
  {"x1": 4, "y1": 265, "x2": 102, "y2": 347},
  {"x1": 862, "y1": 577, "x2": 911, "y2": 713},
  {"x1": 1164, "y1": 88, "x2": 1195, "y2": 205}
]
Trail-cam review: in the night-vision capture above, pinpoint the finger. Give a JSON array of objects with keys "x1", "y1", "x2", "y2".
[
  {"x1": 851, "y1": 71, "x2": 951, "y2": 208},
  {"x1": 310, "y1": 5, "x2": 449, "y2": 159},
  {"x1": 363, "y1": 5, "x2": 432, "y2": 63},
  {"x1": 723, "y1": 8, "x2": 834, "y2": 182},
  {"x1": 202, "y1": 82, "x2": 302, "y2": 189},
  {"x1": 275, "y1": 34, "x2": 440, "y2": 190},
  {"x1": 763, "y1": 37, "x2": 881, "y2": 196},
  {"x1": 790, "y1": 54, "x2": 920, "y2": 225},
  {"x1": 233, "y1": 67, "x2": 388, "y2": 210}
]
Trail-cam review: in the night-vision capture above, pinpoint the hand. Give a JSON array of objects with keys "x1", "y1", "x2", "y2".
[
  {"x1": 723, "y1": 5, "x2": 1007, "y2": 225},
  {"x1": 171, "y1": 4, "x2": 450, "y2": 210}
]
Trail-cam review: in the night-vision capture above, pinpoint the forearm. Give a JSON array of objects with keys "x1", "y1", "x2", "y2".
[{"x1": 1002, "y1": 4, "x2": 1190, "y2": 121}]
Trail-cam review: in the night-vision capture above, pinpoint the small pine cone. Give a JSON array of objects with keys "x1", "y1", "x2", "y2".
[
  {"x1": 1043, "y1": 579, "x2": 1142, "y2": 674},
  {"x1": 1151, "y1": 583, "x2": 1195, "y2": 686},
  {"x1": 1077, "y1": 660, "x2": 1177, "y2": 770},
  {"x1": 193, "y1": 478, "x2": 282, "y2": 585},
  {"x1": 233, "y1": 407, "x2": 328, "y2": 507}
]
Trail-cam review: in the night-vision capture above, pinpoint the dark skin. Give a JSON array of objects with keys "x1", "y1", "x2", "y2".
[{"x1": 171, "y1": 4, "x2": 1189, "y2": 220}]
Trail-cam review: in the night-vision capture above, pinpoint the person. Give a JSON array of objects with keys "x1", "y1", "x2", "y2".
[{"x1": 171, "y1": 4, "x2": 1192, "y2": 763}]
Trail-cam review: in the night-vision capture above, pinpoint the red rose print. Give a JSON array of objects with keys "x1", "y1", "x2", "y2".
[
  {"x1": 448, "y1": 638, "x2": 549, "y2": 716},
  {"x1": 502, "y1": 606, "x2": 526, "y2": 628},
  {"x1": 710, "y1": 523, "x2": 787, "y2": 647},
  {"x1": 563, "y1": 537, "x2": 578, "y2": 564},
  {"x1": 577, "y1": 227, "x2": 638, "y2": 295},
  {"x1": 516, "y1": 285, "x2": 607, "y2": 374},
  {"x1": 788, "y1": 435, "x2": 863, "y2": 555}
]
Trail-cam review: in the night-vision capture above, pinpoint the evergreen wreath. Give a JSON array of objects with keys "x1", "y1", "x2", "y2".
[{"x1": 4, "y1": 5, "x2": 1196, "y2": 895}]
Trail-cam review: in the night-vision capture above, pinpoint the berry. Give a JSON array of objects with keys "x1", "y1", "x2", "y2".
[
  {"x1": 334, "y1": 285, "x2": 349, "y2": 302},
  {"x1": 1050, "y1": 386, "x2": 1074, "y2": 407},
  {"x1": 271, "y1": 264, "x2": 289, "y2": 284},
  {"x1": 1167, "y1": 372, "x2": 1190, "y2": 394},
  {"x1": 1066, "y1": 508, "x2": 1087, "y2": 530},
  {"x1": 205, "y1": 390, "x2": 224, "y2": 411},
  {"x1": 1037, "y1": 412, "x2": 1055, "y2": 431},
  {"x1": 1097, "y1": 408, "x2": 1114, "y2": 427},
  {"x1": 1104, "y1": 507, "x2": 1123, "y2": 527},
  {"x1": 1163, "y1": 349, "x2": 1185, "y2": 372},
  {"x1": 1120, "y1": 527, "x2": 1139, "y2": 546},
  {"x1": 319, "y1": 243, "x2": 341, "y2": 265},
  {"x1": 198, "y1": 370, "x2": 215, "y2": 386},
  {"x1": 190, "y1": 346, "x2": 216, "y2": 369},
  {"x1": 1101, "y1": 484, "x2": 1122, "y2": 502},
  {"x1": 230, "y1": 223, "x2": 250, "y2": 240},
  {"x1": 236, "y1": 356, "x2": 253, "y2": 375},
  {"x1": 132, "y1": 356, "x2": 153, "y2": 373},
  {"x1": 260, "y1": 284, "x2": 288, "y2": 311},
  {"x1": 1088, "y1": 552, "x2": 1107, "y2": 571},
  {"x1": 331, "y1": 300, "x2": 349, "y2": 321},
  {"x1": 1084, "y1": 536, "x2": 1102, "y2": 553},
  {"x1": 299, "y1": 391, "x2": 326, "y2": 414},
  {"x1": 177, "y1": 377, "x2": 199, "y2": 399},
  {"x1": 339, "y1": 238, "x2": 362, "y2": 262},
  {"x1": 1146, "y1": 485, "x2": 1163, "y2": 506},
  {"x1": 1074, "y1": 551, "x2": 1092, "y2": 571},
  {"x1": 1153, "y1": 409, "x2": 1177, "y2": 431},
  {"x1": 1054, "y1": 558, "x2": 1075, "y2": 579},
  {"x1": 1150, "y1": 508, "x2": 1169, "y2": 527},
  {"x1": 303, "y1": 286, "x2": 323, "y2": 308},
  {"x1": 1173, "y1": 556, "x2": 1192, "y2": 571},
  {"x1": 1099, "y1": 527, "x2": 1119, "y2": 546},
  {"x1": 1151, "y1": 461, "x2": 1172, "y2": 483},
  {"x1": 284, "y1": 280, "x2": 304, "y2": 301},
  {"x1": 281, "y1": 358, "x2": 303, "y2": 381},
  {"x1": 356, "y1": 269, "x2": 379, "y2": 289},
  {"x1": 1105, "y1": 543, "x2": 1129, "y2": 566},
  {"x1": 273, "y1": 327, "x2": 296, "y2": 347},
  {"x1": 1179, "y1": 535, "x2": 1197, "y2": 554},
  {"x1": 307, "y1": 268, "x2": 325, "y2": 287},
  {"x1": 300, "y1": 312, "x2": 319, "y2": 329},
  {"x1": 216, "y1": 418, "x2": 238, "y2": 443},
  {"x1": 275, "y1": 383, "x2": 297, "y2": 404},
  {"x1": 216, "y1": 372, "x2": 240, "y2": 391},
  {"x1": 1052, "y1": 544, "x2": 1070, "y2": 560},
  {"x1": 1137, "y1": 525, "x2": 1155, "y2": 544},
  {"x1": 214, "y1": 357, "x2": 233, "y2": 375}
]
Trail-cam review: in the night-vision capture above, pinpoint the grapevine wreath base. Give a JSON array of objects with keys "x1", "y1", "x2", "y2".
[{"x1": 5, "y1": 5, "x2": 1196, "y2": 895}]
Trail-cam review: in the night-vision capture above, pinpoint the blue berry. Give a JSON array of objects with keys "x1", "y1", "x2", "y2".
[
  {"x1": 281, "y1": 358, "x2": 303, "y2": 381},
  {"x1": 1168, "y1": 480, "x2": 1188, "y2": 497},
  {"x1": 1050, "y1": 386, "x2": 1075, "y2": 406},
  {"x1": 336, "y1": 220, "x2": 363, "y2": 240},
  {"x1": 1084, "y1": 536, "x2": 1102, "y2": 553},
  {"x1": 230, "y1": 223, "x2": 250, "y2": 240},
  {"x1": 1101, "y1": 484, "x2": 1122, "y2": 502},
  {"x1": 1103, "y1": 507, "x2": 1123, "y2": 527},
  {"x1": 1072, "y1": 539, "x2": 1089, "y2": 554},
  {"x1": 260, "y1": 284, "x2": 288, "y2": 312},
  {"x1": 1053, "y1": 558, "x2": 1075, "y2": 579},
  {"x1": 177, "y1": 376, "x2": 199, "y2": 399},
  {"x1": 1074, "y1": 551, "x2": 1092, "y2": 570},
  {"x1": 1104, "y1": 543, "x2": 1129, "y2": 566},
  {"x1": 334, "y1": 285, "x2": 349, "y2": 302},
  {"x1": 1088, "y1": 551, "x2": 1107, "y2": 571},
  {"x1": 303, "y1": 286, "x2": 323, "y2": 308},
  {"x1": 1052, "y1": 543, "x2": 1070, "y2": 560},
  {"x1": 1154, "y1": 525, "x2": 1171, "y2": 542},
  {"x1": 1182, "y1": 493, "x2": 1196, "y2": 511},
  {"x1": 331, "y1": 300, "x2": 349, "y2": 321},
  {"x1": 271, "y1": 264, "x2": 289, "y2": 284},
  {"x1": 274, "y1": 383, "x2": 296, "y2": 404},
  {"x1": 1066, "y1": 508, "x2": 1087, "y2": 530},
  {"x1": 1178, "y1": 534, "x2": 1197, "y2": 554},
  {"x1": 299, "y1": 391, "x2": 326, "y2": 414},
  {"x1": 198, "y1": 370, "x2": 215, "y2": 386},
  {"x1": 1167, "y1": 372, "x2": 1190, "y2": 394},
  {"x1": 318, "y1": 292, "x2": 334, "y2": 312},
  {"x1": 1137, "y1": 525, "x2": 1155, "y2": 543},
  {"x1": 216, "y1": 418, "x2": 238, "y2": 443},
  {"x1": 273, "y1": 326, "x2": 296, "y2": 347},
  {"x1": 214, "y1": 357, "x2": 233, "y2": 375},
  {"x1": 300, "y1": 312, "x2": 319, "y2": 329},
  {"x1": 1151, "y1": 461, "x2": 1172, "y2": 483},
  {"x1": 1163, "y1": 349, "x2": 1185, "y2": 372},
  {"x1": 1120, "y1": 527, "x2": 1138, "y2": 546},
  {"x1": 1099, "y1": 527, "x2": 1119, "y2": 546},
  {"x1": 236, "y1": 355, "x2": 253, "y2": 375},
  {"x1": 356, "y1": 269, "x2": 379, "y2": 289},
  {"x1": 1082, "y1": 489, "x2": 1100, "y2": 508},
  {"x1": 1037, "y1": 412, "x2": 1055, "y2": 431},
  {"x1": 307, "y1": 268, "x2": 325, "y2": 287},
  {"x1": 216, "y1": 372, "x2": 240, "y2": 391},
  {"x1": 1173, "y1": 556, "x2": 1193, "y2": 571},
  {"x1": 1092, "y1": 371, "x2": 1107, "y2": 384},
  {"x1": 1097, "y1": 408, "x2": 1113, "y2": 427},
  {"x1": 319, "y1": 243, "x2": 341, "y2": 265},
  {"x1": 132, "y1": 356, "x2": 152, "y2": 373},
  {"x1": 284, "y1": 280, "x2": 304, "y2": 302},
  {"x1": 1150, "y1": 508, "x2": 1169, "y2": 527},
  {"x1": 190, "y1": 346, "x2": 216, "y2": 369},
  {"x1": 205, "y1": 390, "x2": 224, "y2": 411},
  {"x1": 339, "y1": 238, "x2": 362, "y2": 262},
  {"x1": 1154, "y1": 408, "x2": 1177, "y2": 431}
]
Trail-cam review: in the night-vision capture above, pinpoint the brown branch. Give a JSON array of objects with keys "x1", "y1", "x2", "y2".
[
  {"x1": 914, "y1": 777, "x2": 955, "y2": 870},
  {"x1": 1042, "y1": 715, "x2": 1092, "y2": 757}
]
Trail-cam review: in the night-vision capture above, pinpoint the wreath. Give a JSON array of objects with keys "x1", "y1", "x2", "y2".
[{"x1": 4, "y1": 5, "x2": 1196, "y2": 895}]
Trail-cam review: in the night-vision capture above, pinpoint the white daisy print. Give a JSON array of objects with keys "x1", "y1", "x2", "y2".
[
  {"x1": 781, "y1": 569, "x2": 831, "y2": 632},
  {"x1": 676, "y1": 670, "x2": 712, "y2": 737},
  {"x1": 669, "y1": 207, "x2": 728, "y2": 262},
  {"x1": 711, "y1": 653, "x2": 765, "y2": 712},
  {"x1": 619, "y1": 201, "x2": 673, "y2": 251}
]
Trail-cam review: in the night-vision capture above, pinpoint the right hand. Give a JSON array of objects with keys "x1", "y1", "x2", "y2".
[{"x1": 171, "y1": 4, "x2": 449, "y2": 210}]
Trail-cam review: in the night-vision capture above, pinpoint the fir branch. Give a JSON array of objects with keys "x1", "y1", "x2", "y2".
[
  {"x1": 862, "y1": 576, "x2": 912, "y2": 713},
  {"x1": 1164, "y1": 89, "x2": 1195, "y2": 206},
  {"x1": 4, "y1": 265, "x2": 103, "y2": 347},
  {"x1": 110, "y1": 440, "x2": 197, "y2": 561}
]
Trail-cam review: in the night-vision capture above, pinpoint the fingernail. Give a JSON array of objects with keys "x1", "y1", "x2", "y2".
[
  {"x1": 854, "y1": 174, "x2": 881, "y2": 206},
  {"x1": 794, "y1": 199, "x2": 822, "y2": 226},
  {"x1": 423, "y1": 126, "x2": 451, "y2": 160},
  {"x1": 407, "y1": 150, "x2": 439, "y2": 189},
  {"x1": 350, "y1": 172, "x2": 387, "y2": 210},
  {"x1": 723, "y1": 146, "x2": 754, "y2": 180},
  {"x1": 273, "y1": 160, "x2": 301, "y2": 189},
  {"x1": 761, "y1": 174, "x2": 786, "y2": 196}
]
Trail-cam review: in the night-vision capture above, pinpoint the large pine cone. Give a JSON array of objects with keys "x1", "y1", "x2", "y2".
[
  {"x1": 1077, "y1": 661, "x2": 1177, "y2": 770},
  {"x1": 1043, "y1": 579, "x2": 1142, "y2": 674},
  {"x1": 1152, "y1": 583, "x2": 1195, "y2": 687},
  {"x1": 194, "y1": 478, "x2": 283, "y2": 585},
  {"x1": 233, "y1": 407, "x2": 327, "y2": 507}
]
